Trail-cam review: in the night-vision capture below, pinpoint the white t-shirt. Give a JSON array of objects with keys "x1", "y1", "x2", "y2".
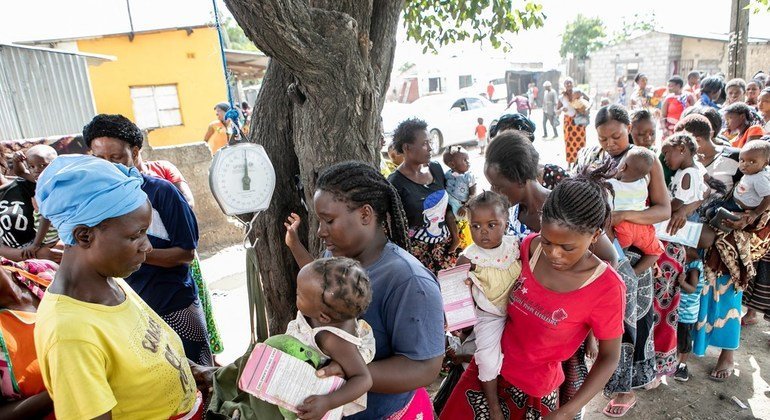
[
  {"x1": 670, "y1": 162, "x2": 708, "y2": 205},
  {"x1": 608, "y1": 178, "x2": 649, "y2": 211},
  {"x1": 734, "y1": 168, "x2": 770, "y2": 208},
  {"x1": 703, "y1": 146, "x2": 740, "y2": 193}
]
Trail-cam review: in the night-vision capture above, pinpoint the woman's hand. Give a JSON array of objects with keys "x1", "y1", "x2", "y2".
[
  {"x1": 667, "y1": 208, "x2": 688, "y2": 235},
  {"x1": 20, "y1": 244, "x2": 40, "y2": 260},
  {"x1": 610, "y1": 211, "x2": 627, "y2": 227},
  {"x1": 35, "y1": 247, "x2": 62, "y2": 264},
  {"x1": 188, "y1": 360, "x2": 217, "y2": 399},
  {"x1": 725, "y1": 217, "x2": 750, "y2": 231}
]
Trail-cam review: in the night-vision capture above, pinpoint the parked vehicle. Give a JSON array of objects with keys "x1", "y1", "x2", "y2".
[{"x1": 381, "y1": 94, "x2": 503, "y2": 155}]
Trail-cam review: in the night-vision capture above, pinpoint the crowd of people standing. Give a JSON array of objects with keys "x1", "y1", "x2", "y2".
[{"x1": 1, "y1": 67, "x2": 769, "y2": 420}]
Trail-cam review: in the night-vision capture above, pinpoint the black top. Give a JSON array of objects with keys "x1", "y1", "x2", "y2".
[
  {"x1": 0, "y1": 179, "x2": 36, "y2": 248},
  {"x1": 388, "y1": 162, "x2": 451, "y2": 244}
]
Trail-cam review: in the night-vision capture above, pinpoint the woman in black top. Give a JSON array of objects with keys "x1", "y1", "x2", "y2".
[{"x1": 388, "y1": 118, "x2": 460, "y2": 273}]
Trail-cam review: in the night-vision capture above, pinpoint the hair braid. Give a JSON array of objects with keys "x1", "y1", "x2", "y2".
[
  {"x1": 541, "y1": 160, "x2": 615, "y2": 234},
  {"x1": 316, "y1": 161, "x2": 410, "y2": 250},
  {"x1": 314, "y1": 257, "x2": 372, "y2": 321}
]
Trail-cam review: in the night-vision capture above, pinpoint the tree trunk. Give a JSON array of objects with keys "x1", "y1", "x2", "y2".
[{"x1": 226, "y1": 0, "x2": 403, "y2": 335}]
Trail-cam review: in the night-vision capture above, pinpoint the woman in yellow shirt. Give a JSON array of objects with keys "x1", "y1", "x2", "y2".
[
  {"x1": 34, "y1": 155, "x2": 214, "y2": 420},
  {"x1": 203, "y1": 103, "x2": 231, "y2": 155}
]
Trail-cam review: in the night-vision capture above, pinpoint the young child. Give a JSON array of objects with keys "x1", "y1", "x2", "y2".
[
  {"x1": 380, "y1": 143, "x2": 403, "y2": 178},
  {"x1": 661, "y1": 76, "x2": 694, "y2": 138},
  {"x1": 444, "y1": 146, "x2": 476, "y2": 249},
  {"x1": 674, "y1": 248, "x2": 704, "y2": 382},
  {"x1": 475, "y1": 118, "x2": 488, "y2": 155},
  {"x1": 725, "y1": 78, "x2": 747, "y2": 106},
  {"x1": 571, "y1": 89, "x2": 591, "y2": 126},
  {"x1": 287, "y1": 257, "x2": 375, "y2": 419},
  {"x1": 607, "y1": 148, "x2": 665, "y2": 276},
  {"x1": 455, "y1": 191, "x2": 522, "y2": 420},
  {"x1": 662, "y1": 133, "x2": 709, "y2": 220},
  {"x1": 12, "y1": 145, "x2": 60, "y2": 259},
  {"x1": 716, "y1": 140, "x2": 770, "y2": 225},
  {"x1": 630, "y1": 109, "x2": 657, "y2": 150},
  {"x1": 746, "y1": 78, "x2": 764, "y2": 108},
  {"x1": 758, "y1": 87, "x2": 770, "y2": 133}
]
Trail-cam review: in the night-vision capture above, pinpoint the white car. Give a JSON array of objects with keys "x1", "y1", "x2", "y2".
[{"x1": 382, "y1": 94, "x2": 503, "y2": 155}]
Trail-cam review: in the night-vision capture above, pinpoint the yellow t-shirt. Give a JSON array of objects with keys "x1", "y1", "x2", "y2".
[
  {"x1": 34, "y1": 278, "x2": 196, "y2": 420},
  {"x1": 207, "y1": 120, "x2": 228, "y2": 155}
]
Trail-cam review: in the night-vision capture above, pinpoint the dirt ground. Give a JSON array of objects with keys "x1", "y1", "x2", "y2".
[{"x1": 583, "y1": 317, "x2": 770, "y2": 420}]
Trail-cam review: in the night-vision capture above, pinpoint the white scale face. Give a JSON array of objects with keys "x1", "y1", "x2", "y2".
[{"x1": 209, "y1": 143, "x2": 276, "y2": 216}]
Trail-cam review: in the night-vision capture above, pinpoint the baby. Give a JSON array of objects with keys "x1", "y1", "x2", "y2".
[
  {"x1": 571, "y1": 89, "x2": 591, "y2": 126},
  {"x1": 12, "y1": 145, "x2": 60, "y2": 259},
  {"x1": 718, "y1": 140, "x2": 770, "y2": 224},
  {"x1": 455, "y1": 191, "x2": 522, "y2": 420},
  {"x1": 607, "y1": 148, "x2": 664, "y2": 275},
  {"x1": 443, "y1": 146, "x2": 476, "y2": 217},
  {"x1": 287, "y1": 257, "x2": 375, "y2": 419}
]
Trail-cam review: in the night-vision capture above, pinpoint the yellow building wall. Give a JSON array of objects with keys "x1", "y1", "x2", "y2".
[{"x1": 78, "y1": 27, "x2": 228, "y2": 147}]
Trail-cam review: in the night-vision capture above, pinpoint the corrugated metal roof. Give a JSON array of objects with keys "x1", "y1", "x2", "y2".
[{"x1": 0, "y1": 44, "x2": 97, "y2": 140}]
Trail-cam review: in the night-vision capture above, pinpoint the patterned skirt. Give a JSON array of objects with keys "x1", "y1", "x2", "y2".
[
  {"x1": 161, "y1": 300, "x2": 213, "y2": 366},
  {"x1": 410, "y1": 237, "x2": 460, "y2": 274},
  {"x1": 693, "y1": 273, "x2": 743, "y2": 356},
  {"x1": 439, "y1": 360, "x2": 557, "y2": 420},
  {"x1": 743, "y1": 254, "x2": 770, "y2": 315},
  {"x1": 652, "y1": 242, "x2": 684, "y2": 377},
  {"x1": 190, "y1": 256, "x2": 224, "y2": 354},
  {"x1": 563, "y1": 115, "x2": 587, "y2": 164}
]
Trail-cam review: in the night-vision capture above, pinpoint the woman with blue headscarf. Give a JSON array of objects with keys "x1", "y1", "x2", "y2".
[
  {"x1": 82, "y1": 114, "x2": 211, "y2": 367},
  {"x1": 33, "y1": 155, "x2": 211, "y2": 419}
]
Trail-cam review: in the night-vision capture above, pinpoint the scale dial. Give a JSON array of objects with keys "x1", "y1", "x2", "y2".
[{"x1": 209, "y1": 143, "x2": 276, "y2": 216}]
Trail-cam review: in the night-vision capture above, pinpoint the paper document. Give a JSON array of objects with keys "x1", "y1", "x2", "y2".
[
  {"x1": 654, "y1": 220, "x2": 703, "y2": 248},
  {"x1": 239, "y1": 344, "x2": 345, "y2": 420},
  {"x1": 438, "y1": 264, "x2": 477, "y2": 332}
]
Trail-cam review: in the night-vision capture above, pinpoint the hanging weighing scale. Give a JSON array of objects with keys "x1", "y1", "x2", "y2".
[{"x1": 209, "y1": 142, "x2": 276, "y2": 218}]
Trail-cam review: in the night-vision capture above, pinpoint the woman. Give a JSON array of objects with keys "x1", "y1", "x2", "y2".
[
  {"x1": 388, "y1": 118, "x2": 460, "y2": 273},
  {"x1": 630, "y1": 73, "x2": 653, "y2": 110},
  {"x1": 0, "y1": 259, "x2": 57, "y2": 419},
  {"x1": 440, "y1": 152, "x2": 625, "y2": 420},
  {"x1": 556, "y1": 78, "x2": 588, "y2": 166},
  {"x1": 471, "y1": 131, "x2": 617, "y2": 419},
  {"x1": 696, "y1": 76, "x2": 725, "y2": 110},
  {"x1": 83, "y1": 114, "x2": 211, "y2": 366},
  {"x1": 490, "y1": 113, "x2": 569, "y2": 190},
  {"x1": 34, "y1": 155, "x2": 210, "y2": 419},
  {"x1": 0, "y1": 146, "x2": 61, "y2": 263},
  {"x1": 574, "y1": 104, "x2": 675, "y2": 417},
  {"x1": 722, "y1": 102, "x2": 765, "y2": 148},
  {"x1": 137, "y1": 153, "x2": 223, "y2": 355},
  {"x1": 287, "y1": 161, "x2": 444, "y2": 419}
]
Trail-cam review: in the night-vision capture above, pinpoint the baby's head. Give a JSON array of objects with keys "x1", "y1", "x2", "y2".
[
  {"x1": 661, "y1": 132, "x2": 697, "y2": 171},
  {"x1": 466, "y1": 191, "x2": 509, "y2": 250},
  {"x1": 630, "y1": 109, "x2": 657, "y2": 149},
  {"x1": 571, "y1": 89, "x2": 583, "y2": 101},
  {"x1": 25, "y1": 145, "x2": 58, "y2": 181},
  {"x1": 297, "y1": 257, "x2": 372, "y2": 324},
  {"x1": 618, "y1": 147, "x2": 655, "y2": 183},
  {"x1": 387, "y1": 142, "x2": 404, "y2": 166},
  {"x1": 738, "y1": 140, "x2": 770, "y2": 176},
  {"x1": 443, "y1": 146, "x2": 470, "y2": 174}
]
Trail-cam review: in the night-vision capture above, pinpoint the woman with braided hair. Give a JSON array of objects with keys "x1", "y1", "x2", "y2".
[
  {"x1": 440, "y1": 164, "x2": 625, "y2": 420},
  {"x1": 574, "y1": 104, "x2": 679, "y2": 417},
  {"x1": 285, "y1": 161, "x2": 443, "y2": 420}
]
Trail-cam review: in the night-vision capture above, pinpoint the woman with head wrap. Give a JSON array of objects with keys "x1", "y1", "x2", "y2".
[
  {"x1": 82, "y1": 114, "x2": 211, "y2": 366},
  {"x1": 33, "y1": 155, "x2": 212, "y2": 419},
  {"x1": 491, "y1": 113, "x2": 569, "y2": 190}
]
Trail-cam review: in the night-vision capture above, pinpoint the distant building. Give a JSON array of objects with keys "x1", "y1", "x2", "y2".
[
  {"x1": 587, "y1": 30, "x2": 770, "y2": 101},
  {"x1": 26, "y1": 26, "x2": 268, "y2": 147}
]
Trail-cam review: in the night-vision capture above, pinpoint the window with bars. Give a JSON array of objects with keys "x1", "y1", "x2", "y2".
[
  {"x1": 129, "y1": 85, "x2": 183, "y2": 130},
  {"x1": 459, "y1": 74, "x2": 473, "y2": 89},
  {"x1": 679, "y1": 59, "x2": 695, "y2": 76}
]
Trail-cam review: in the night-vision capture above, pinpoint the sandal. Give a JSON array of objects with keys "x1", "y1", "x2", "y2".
[
  {"x1": 741, "y1": 317, "x2": 759, "y2": 326},
  {"x1": 708, "y1": 367, "x2": 734, "y2": 382},
  {"x1": 602, "y1": 398, "x2": 637, "y2": 418}
]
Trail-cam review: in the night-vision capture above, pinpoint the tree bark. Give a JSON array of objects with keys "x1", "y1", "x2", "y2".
[{"x1": 226, "y1": 0, "x2": 404, "y2": 335}]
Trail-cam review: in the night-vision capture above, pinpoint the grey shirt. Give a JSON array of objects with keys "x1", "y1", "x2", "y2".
[{"x1": 543, "y1": 89, "x2": 558, "y2": 114}]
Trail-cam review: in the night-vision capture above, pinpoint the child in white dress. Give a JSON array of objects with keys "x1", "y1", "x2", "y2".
[
  {"x1": 285, "y1": 257, "x2": 376, "y2": 419},
  {"x1": 455, "y1": 191, "x2": 522, "y2": 420}
]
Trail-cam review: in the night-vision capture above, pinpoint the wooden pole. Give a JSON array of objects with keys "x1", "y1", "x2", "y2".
[{"x1": 727, "y1": 0, "x2": 750, "y2": 79}]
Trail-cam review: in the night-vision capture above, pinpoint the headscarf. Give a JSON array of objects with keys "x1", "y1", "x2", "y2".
[
  {"x1": 36, "y1": 155, "x2": 148, "y2": 245},
  {"x1": 490, "y1": 113, "x2": 537, "y2": 140}
]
